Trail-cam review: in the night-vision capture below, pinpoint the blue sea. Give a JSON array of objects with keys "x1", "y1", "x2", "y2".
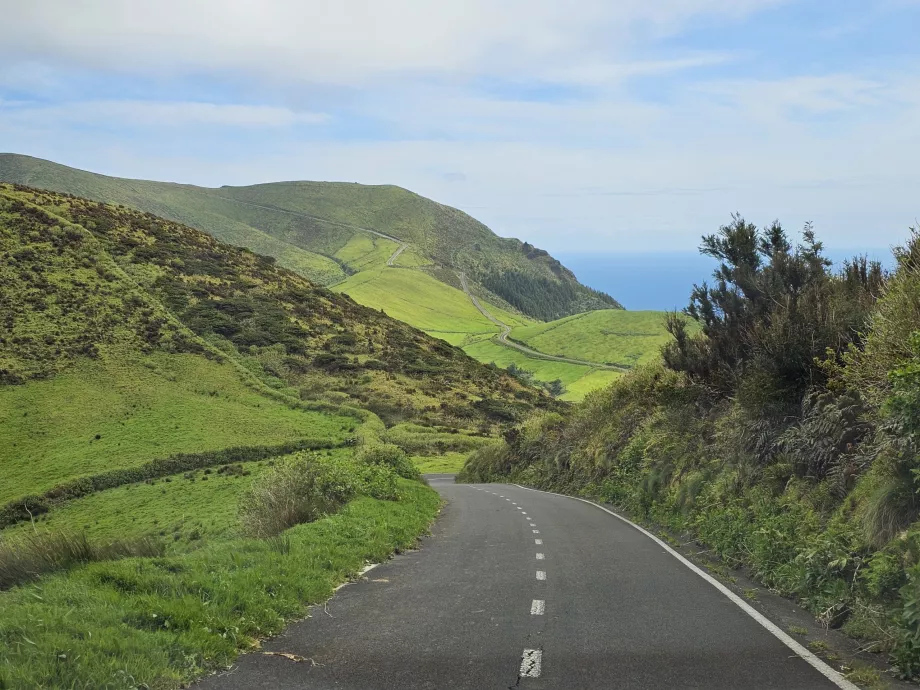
[{"x1": 556, "y1": 249, "x2": 895, "y2": 312}]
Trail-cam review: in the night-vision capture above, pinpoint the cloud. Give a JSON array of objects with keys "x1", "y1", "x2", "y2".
[
  {"x1": 1, "y1": 1, "x2": 784, "y2": 85},
  {"x1": 0, "y1": 100, "x2": 327, "y2": 129}
]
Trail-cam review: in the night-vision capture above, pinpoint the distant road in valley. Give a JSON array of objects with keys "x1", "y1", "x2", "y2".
[
  {"x1": 457, "y1": 272, "x2": 629, "y2": 371},
  {"x1": 199, "y1": 476, "x2": 855, "y2": 690}
]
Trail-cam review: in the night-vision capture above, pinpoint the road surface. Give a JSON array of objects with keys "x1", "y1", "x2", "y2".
[
  {"x1": 198, "y1": 476, "x2": 854, "y2": 690},
  {"x1": 457, "y1": 272, "x2": 629, "y2": 371}
]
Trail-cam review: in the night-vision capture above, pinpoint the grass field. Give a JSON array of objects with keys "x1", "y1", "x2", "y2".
[
  {"x1": 333, "y1": 266, "x2": 505, "y2": 333},
  {"x1": 0, "y1": 480, "x2": 440, "y2": 689},
  {"x1": 3, "y1": 448, "x2": 359, "y2": 550},
  {"x1": 0, "y1": 351, "x2": 352, "y2": 504},
  {"x1": 412, "y1": 452, "x2": 474, "y2": 473},
  {"x1": 462, "y1": 336, "x2": 622, "y2": 401},
  {"x1": 510, "y1": 310, "x2": 681, "y2": 368},
  {"x1": 334, "y1": 233, "x2": 399, "y2": 271}
]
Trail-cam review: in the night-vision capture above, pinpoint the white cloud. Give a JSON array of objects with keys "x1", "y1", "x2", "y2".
[
  {"x1": 2, "y1": 0, "x2": 784, "y2": 85},
  {"x1": 0, "y1": 100, "x2": 327, "y2": 128}
]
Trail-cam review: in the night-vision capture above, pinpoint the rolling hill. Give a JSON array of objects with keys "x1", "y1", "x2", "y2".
[
  {"x1": 0, "y1": 182, "x2": 555, "y2": 507},
  {"x1": 0, "y1": 154, "x2": 682, "y2": 400},
  {"x1": 0, "y1": 183, "x2": 564, "y2": 686},
  {"x1": 0, "y1": 154, "x2": 619, "y2": 319}
]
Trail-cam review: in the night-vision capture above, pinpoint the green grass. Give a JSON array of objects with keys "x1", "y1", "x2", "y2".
[
  {"x1": 510, "y1": 310, "x2": 685, "y2": 368},
  {"x1": 412, "y1": 452, "x2": 471, "y2": 473},
  {"x1": 3, "y1": 450, "x2": 358, "y2": 550},
  {"x1": 334, "y1": 233, "x2": 399, "y2": 271},
  {"x1": 0, "y1": 154, "x2": 620, "y2": 319},
  {"x1": 4, "y1": 463, "x2": 262, "y2": 549},
  {"x1": 0, "y1": 480, "x2": 440, "y2": 690},
  {"x1": 462, "y1": 336, "x2": 622, "y2": 401},
  {"x1": 0, "y1": 351, "x2": 351, "y2": 504},
  {"x1": 334, "y1": 266, "x2": 503, "y2": 333}
]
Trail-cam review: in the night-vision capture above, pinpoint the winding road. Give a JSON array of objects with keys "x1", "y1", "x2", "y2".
[
  {"x1": 457, "y1": 272, "x2": 629, "y2": 371},
  {"x1": 198, "y1": 476, "x2": 857, "y2": 690}
]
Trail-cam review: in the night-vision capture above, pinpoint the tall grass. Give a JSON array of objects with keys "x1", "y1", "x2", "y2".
[{"x1": 0, "y1": 530, "x2": 165, "y2": 590}]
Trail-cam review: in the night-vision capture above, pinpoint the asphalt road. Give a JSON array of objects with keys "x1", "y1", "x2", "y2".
[{"x1": 198, "y1": 476, "x2": 853, "y2": 690}]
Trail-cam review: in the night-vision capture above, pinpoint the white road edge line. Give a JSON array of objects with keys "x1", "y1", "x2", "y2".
[
  {"x1": 531, "y1": 599, "x2": 545, "y2": 615},
  {"x1": 536, "y1": 570, "x2": 546, "y2": 580},
  {"x1": 512, "y1": 484, "x2": 859, "y2": 690},
  {"x1": 520, "y1": 649, "x2": 542, "y2": 678}
]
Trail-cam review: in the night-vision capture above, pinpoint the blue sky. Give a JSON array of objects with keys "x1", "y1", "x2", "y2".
[{"x1": 2, "y1": 0, "x2": 919, "y2": 254}]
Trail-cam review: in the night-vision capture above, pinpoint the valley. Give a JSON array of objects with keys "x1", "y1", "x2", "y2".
[{"x1": 0, "y1": 154, "x2": 674, "y2": 400}]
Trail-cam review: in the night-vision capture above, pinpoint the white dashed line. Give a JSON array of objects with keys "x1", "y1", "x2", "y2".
[
  {"x1": 535, "y1": 539, "x2": 543, "y2": 545},
  {"x1": 529, "y1": 523, "x2": 536, "y2": 527},
  {"x1": 533, "y1": 529, "x2": 540, "y2": 534},
  {"x1": 531, "y1": 599, "x2": 545, "y2": 615},
  {"x1": 536, "y1": 553, "x2": 545, "y2": 560},
  {"x1": 536, "y1": 570, "x2": 546, "y2": 580},
  {"x1": 520, "y1": 649, "x2": 542, "y2": 678}
]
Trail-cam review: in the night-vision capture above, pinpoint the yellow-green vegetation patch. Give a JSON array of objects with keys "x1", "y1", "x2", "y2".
[
  {"x1": 412, "y1": 452, "x2": 470, "y2": 473},
  {"x1": 560, "y1": 369, "x2": 622, "y2": 401},
  {"x1": 334, "y1": 266, "x2": 502, "y2": 333},
  {"x1": 463, "y1": 337, "x2": 615, "y2": 401},
  {"x1": 384, "y1": 423, "x2": 496, "y2": 455},
  {"x1": 334, "y1": 233, "x2": 399, "y2": 271},
  {"x1": 0, "y1": 352, "x2": 352, "y2": 503},
  {"x1": 510, "y1": 310, "x2": 689, "y2": 369},
  {"x1": 0, "y1": 480, "x2": 440, "y2": 689}
]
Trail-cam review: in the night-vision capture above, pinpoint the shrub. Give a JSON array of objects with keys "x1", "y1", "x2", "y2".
[
  {"x1": 356, "y1": 443, "x2": 420, "y2": 480},
  {"x1": 239, "y1": 454, "x2": 358, "y2": 538},
  {"x1": 359, "y1": 464, "x2": 401, "y2": 501}
]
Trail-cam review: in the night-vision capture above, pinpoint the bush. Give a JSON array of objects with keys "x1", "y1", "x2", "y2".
[
  {"x1": 359, "y1": 464, "x2": 401, "y2": 501},
  {"x1": 239, "y1": 454, "x2": 358, "y2": 537},
  {"x1": 356, "y1": 443, "x2": 420, "y2": 480}
]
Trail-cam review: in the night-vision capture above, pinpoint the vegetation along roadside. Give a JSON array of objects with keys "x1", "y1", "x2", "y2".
[{"x1": 460, "y1": 215, "x2": 920, "y2": 681}]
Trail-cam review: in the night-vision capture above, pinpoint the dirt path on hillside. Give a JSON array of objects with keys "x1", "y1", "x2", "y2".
[{"x1": 457, "y1": 272, "x2": 629, "y2": 371}]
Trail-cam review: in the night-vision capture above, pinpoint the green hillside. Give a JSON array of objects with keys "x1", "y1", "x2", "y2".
[
  {"x1": 0, "y1": 183, "x2": 561, "y2": 687},
  {"x1": 0, "y1": 154, "x2": 679, "y2": 401},
  {"x1": 0, "y1": 154, "x2": 621, "y2": 320},
  {"x1": 509, "y1": 310, "x2": 693, "y2": 369}
]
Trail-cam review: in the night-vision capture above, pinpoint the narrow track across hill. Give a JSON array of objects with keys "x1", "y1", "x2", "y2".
[{"x1": 457, "y1": 272, "x2": 629, "y2": 371}]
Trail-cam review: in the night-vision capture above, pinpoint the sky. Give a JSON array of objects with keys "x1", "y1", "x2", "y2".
[{"x1": 1, "y1": 0, "x2": 919, "y2": 255}]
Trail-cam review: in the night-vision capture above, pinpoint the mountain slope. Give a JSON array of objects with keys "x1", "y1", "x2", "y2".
[
  {"x1": 0, "y1": 182, "x2": 554, "y2": 503},
  {"x1": 0, "y1": 154, "x2": 621, "y2": 321}
]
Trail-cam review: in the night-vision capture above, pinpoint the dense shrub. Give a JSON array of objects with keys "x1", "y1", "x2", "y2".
[
  {"x1": 239, "y1": 454, "x2": 359, "y2": 537},
  {"x1": 356, "y1": 443, "x2": 420, "y2": 480}
]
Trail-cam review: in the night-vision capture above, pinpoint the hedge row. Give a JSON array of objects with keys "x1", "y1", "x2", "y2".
[{"x1": 0, "y1": 439, "x2": 347, "y2": 530}]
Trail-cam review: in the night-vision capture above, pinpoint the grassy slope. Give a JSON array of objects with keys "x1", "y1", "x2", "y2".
[
  {"x1": 510, "y1": 310, "x2": 682, "y2": 368},
  {"x1": 0, "y1": 351, "x2": 349, "y2": 504},
  {"x1": 0, "y1": 155, "x2": 660, "y2": 399},
  {"x1": 0, "y1": 481, "x2": 440, "y2": 690},
  {"x1": 463, "y1": 335, "x2": 622, "y2": 401},
  {"x1": 3, "y1": 448, "x2": 357, "y2": 550},
  {"x1": 0, "y1": 154, "x2": 620, "y2": 318},
  {"x1": 333, "y1": 266, "x2": 518, "y2": 333},
  {"x1": 412, "y1": 452, "x2": 473, "y2": 473}
]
